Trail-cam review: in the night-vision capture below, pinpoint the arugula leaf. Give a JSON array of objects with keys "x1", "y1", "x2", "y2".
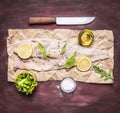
[
  {"x1": 65, "y1": 52, "x2": 77, "y2": 69},
  {"x1": 61, "y1": 43, "x2": 67, "y2": 55},
  {"x1": 38, "y1": 43, "x2": 50, "y2": 59},
  {"x1": 93, "y1": 66, "x2": 113, "y2": 80}
]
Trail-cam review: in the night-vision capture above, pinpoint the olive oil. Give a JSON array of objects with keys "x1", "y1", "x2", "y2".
[{"x1": 78, "y1": 29, "x2": 94, "y2": 46}]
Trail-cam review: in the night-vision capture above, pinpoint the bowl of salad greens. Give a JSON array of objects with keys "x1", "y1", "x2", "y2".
[{"x1": 14, "y1": 72, "x2": 38, "y2": 95}]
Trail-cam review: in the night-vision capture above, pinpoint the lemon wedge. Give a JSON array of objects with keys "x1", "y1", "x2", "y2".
[
  {"x1": 17, "y1": 43, "x2": 33, "y2": 59},
  {"x1": 77, "y1": 56, "x2": 91, "y2": 72}
]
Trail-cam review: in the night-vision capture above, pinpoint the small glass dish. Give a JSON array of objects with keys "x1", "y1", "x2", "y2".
[{"x1": 60, "y1": 77, "x2": 77, "y2": 93}]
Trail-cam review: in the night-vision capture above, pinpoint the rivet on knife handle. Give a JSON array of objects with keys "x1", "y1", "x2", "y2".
[{"x1": 29, "y1": 17, "x2": 56, "y2": 25}]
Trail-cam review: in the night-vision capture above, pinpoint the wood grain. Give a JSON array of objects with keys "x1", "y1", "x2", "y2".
[{"x1": 0, "y1": 0, "x2": 120, "y2": 113}]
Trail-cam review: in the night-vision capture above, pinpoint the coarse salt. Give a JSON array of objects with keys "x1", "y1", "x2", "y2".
[{"x1": 60, "y1": 77, "x2": 76, "y2": 93}]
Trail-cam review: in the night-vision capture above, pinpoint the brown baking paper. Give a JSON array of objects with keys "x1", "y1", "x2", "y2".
[{"x1": 7, "y1": 29, "x2": 114, "y2": 84}]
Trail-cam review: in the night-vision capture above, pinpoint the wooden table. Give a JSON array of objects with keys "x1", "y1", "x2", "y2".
[{"x1": 0, "y1": 0, "x2": 120, "y2": 113}]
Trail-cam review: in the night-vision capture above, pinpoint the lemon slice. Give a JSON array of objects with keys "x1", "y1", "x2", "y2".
[
  {"x1": 17, "y1": 43, "x2": 33, "y2": 59},
  {"x1": 77, "y1": 56, "x2": 91, "y2": 72}
]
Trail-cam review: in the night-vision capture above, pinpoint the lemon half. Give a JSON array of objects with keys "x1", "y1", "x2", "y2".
[
  {"x1": 17, "y1": 43, "x2": 33, "y2": 59},
  {"x1": 77, "y1": 56, "x2": 91, "y2": 72}
]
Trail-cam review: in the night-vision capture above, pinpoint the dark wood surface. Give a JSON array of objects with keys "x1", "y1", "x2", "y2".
[{"x1": 0, "y1": 0, "x2": 120, "y2": 113}]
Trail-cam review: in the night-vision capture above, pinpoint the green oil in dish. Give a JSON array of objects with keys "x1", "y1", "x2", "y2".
[{"x1": 78, "y1": 29, "x2": 94, "y2": 47}]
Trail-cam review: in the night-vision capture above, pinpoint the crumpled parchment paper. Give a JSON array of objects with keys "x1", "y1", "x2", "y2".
[{"x1": 7, "y1": 29, "x2": 114, "y2": 84}]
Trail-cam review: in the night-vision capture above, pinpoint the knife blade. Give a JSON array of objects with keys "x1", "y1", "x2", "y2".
[{"x1": 29, "y1": 17, "x2": 95, "y2": 25}]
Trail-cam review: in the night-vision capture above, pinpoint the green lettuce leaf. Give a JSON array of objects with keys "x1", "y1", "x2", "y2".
[
  {"x1": 38, "y1": 43, "x2": 50, "y2": 59},
  {"x1": 65, "y1": 52, "x2": 77, "y2": 69},
  {"x1": 61, "y1": 43, "x2": 67, "y2": 55},
  {"x1": 14, "y1": 72, "x2": 38, "y2": 95}
]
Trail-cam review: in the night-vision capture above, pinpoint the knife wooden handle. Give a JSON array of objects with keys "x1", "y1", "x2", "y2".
[{"x1": 29, "y1": 17, "x2": 56, "y2": 25}]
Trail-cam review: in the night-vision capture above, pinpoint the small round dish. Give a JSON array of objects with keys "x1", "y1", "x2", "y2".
[
  {"x1": 14, "y1": 71, "x2": 38, "y2": 95},
  {"x1": 60, "y1": 77, "x2": 77, "y2": 93},
  {"x1": 78, "y1": 29, "x2": 94, "y2": 47}
]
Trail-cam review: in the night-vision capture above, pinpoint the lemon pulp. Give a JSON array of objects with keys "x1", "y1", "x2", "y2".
[
  {"x1": 17, "y1": 43, "x2": 33, "y2": 59},
  {"x1": 77, "y1": 56, "x2": 91, "y2": 72}
]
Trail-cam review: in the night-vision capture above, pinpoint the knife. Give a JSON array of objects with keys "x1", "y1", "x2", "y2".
[{"x1": 29, "y1": 17, "x2": 95, "y2": 25}]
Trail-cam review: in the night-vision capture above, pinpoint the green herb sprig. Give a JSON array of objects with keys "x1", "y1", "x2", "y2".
[
  {"x1": 93, "y1": 66, "x2": 113, "y2": 80},
  {"x1": 65, "y1": 52, "x2": 77, "y2": 69},
  {"x1": 38, "y1": 43, "x2": 50, "y2": 59}
]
